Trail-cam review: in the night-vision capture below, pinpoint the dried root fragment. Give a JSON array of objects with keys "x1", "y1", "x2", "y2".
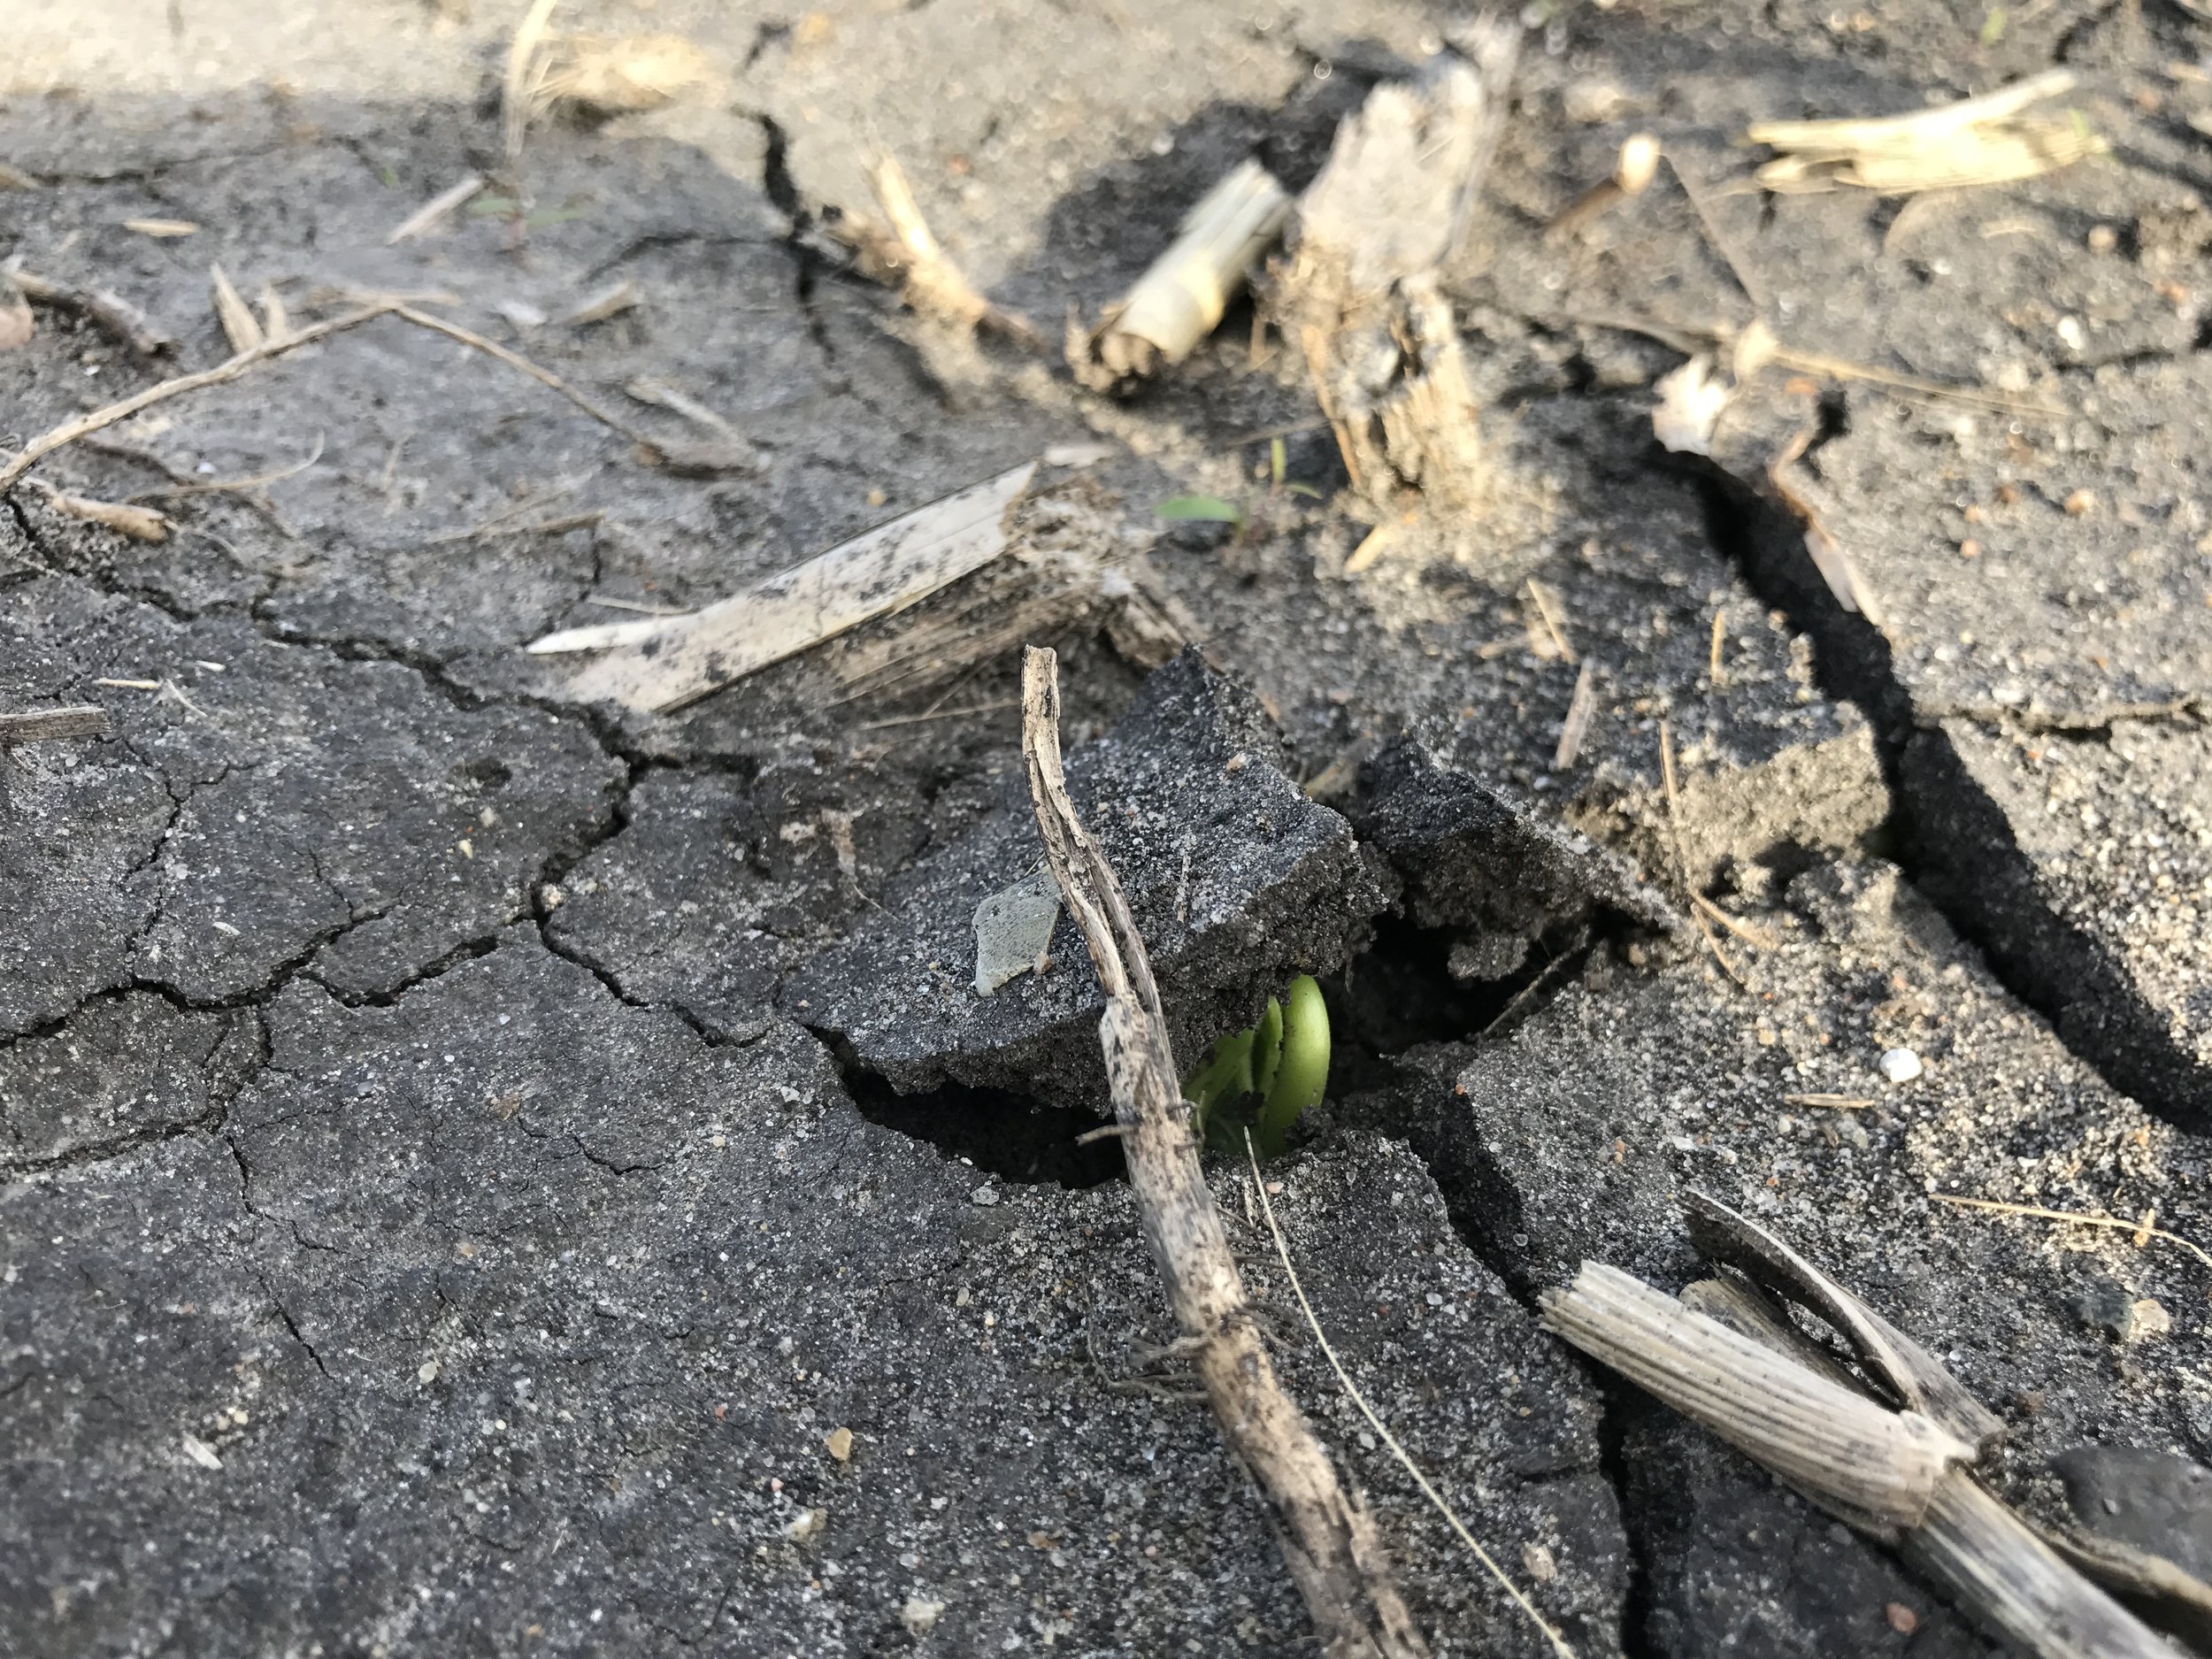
[
  {"x1": 1271, "y1": 22, "x2": 1519, "y2": 516},
  {"x1": 5, "y1": 265, "x2": 174, "y2": 357},
  {"x1": 828, "y1": 154, "x2": 1042, "y2": 348},
  {"x1": 1067, "y1": 159, "x2": 1291, "y2": 392},
  {"x1": 22, "y1": 480, "x2": 172, "y2": 542}
]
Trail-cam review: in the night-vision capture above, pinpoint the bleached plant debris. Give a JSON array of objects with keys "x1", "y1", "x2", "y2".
[
  {"x1": 530, "y1": 461, "x2": 1038, "y2": 713},
  {"x1": 1651, "y1": 354, "x2": 1733, "y2": 456},
  {"x1": 1749, "y1": 69, "x2": 2103, "y2": 195},
  {"x1": 1543, "y1": 1196, "x2": 2173, "y2": 1659},
  {"x1": 1067, "y1": 159, "x2": 1290, "y2": 391},
  {"x1": 1271, "y1": 23, "x2": 1518, "y2": 514}
]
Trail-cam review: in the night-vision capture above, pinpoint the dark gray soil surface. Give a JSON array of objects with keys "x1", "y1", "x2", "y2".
[{"x1": 5, "y1": 2, "x2": 2212, "y2": 1655}]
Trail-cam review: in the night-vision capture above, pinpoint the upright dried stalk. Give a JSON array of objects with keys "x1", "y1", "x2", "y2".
[
  {"x1": 1271, "y1": 22, "x2": 1518, "y2": 515},
  {"x1": 1019, "y1": 646, "x2": 1426, "y2": 1659}
]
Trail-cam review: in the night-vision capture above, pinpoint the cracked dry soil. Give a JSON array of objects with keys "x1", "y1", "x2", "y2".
[{"x1": 5, "y1": 2, "x2": 2212, "y2": 1655}]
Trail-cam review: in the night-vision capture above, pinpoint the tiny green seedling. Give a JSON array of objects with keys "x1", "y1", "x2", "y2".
[
  {"x1": 469, "y1": 193, "x2": 593, "y2": 230},
  {"x1": 1183, "y1": 975, "x2": 1330, "y2": 1158},
  {"x1": 1154, "y1": 493, "x2": 1248, "y2": 529},
  {"x1": 1153, "y1": 440, "x2": 1325, "y2": 541}
]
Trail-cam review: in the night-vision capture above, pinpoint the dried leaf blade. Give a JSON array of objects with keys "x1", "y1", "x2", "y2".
[{"x1": 539, "y1": 462, "x2": 1039, "y2": 712}]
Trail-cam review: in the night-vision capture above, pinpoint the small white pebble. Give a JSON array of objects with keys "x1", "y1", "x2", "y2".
[
  {"x1": 418, "y1": 1361, "x2": 440, "y2": 1384},
  {"x1": 1879, "y1": 1048, "x2": 1924, "y2": 1084},
  {"x1": 971, "y1": 1186, "x2": 999, "y2": 1207},
  {"x1": 2124, "y1": 1298, "x2": 2172, "y2": 1342}
]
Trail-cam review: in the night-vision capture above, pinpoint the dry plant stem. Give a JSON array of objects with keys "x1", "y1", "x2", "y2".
[
  {"x1": 1541, "y1": 1263, "x2": 1975, "y2": 1535},
  {"x1": 539, "y1": 464, "x2": 1037, "y2": 711},
  {"x1": 1019, "y1": 646, "x2": 1427, "y2": 1659},
  {"x1": 1274, "y1": 25, "x2": 1517, "y2": 513},
  {"x1": 1544, "y1": 1261, "x2": 2171, "y2": 1659},
  {"x1": 1659, "y1": 720, "x2": 1744, "y2": 985},
  {"x1": 1, "y1": 300, "x2": 650, "y2": 494},
  {"x1": 1747, "y1": 69, "x2": 2101, "y2": 195},
  {"x1": 833, "y1": 155, "x2": 1041, "y2": 347},
  {"x1": 1750, "y1": 69, "x2": 2078, "y2": 151},
  {"x1": 1567, "y1": 311, "x2": 2062, "y2": 418},
  {"x1": 2045, "y1": 1524, "x2": 2212, "y2": 1649},
  {"x1": 1554, "y1": 659, "x2": 1595, "y2": 771},
  {"x1": 21, "y1": 480, "x2": 171, "y2": 541},
  {"x1": 387, "y1": 173, "x2": 486, "y2": 244},
  {"x1": 869, "y1": 157, "x2": 1008, "y2": 335},
  {"x1": 1691, "y1": 892, "x2": 1777, "y2": 951},
  {"x1": 1932, "y1": 1194, "x2": 2212, "y2": 1272},
  {"x1": 1684, "y1": 1193, "x2": 2004, "y2": 1451},
  {"x1": 1525, "y1": 580, "x2": 1575, "y2": 662},
  {"x1": 1906, "y1": 1469, "x2": 2177, "y2": 1659},
  {"x1": 388, "y1": 304, "x2": 651, "y2": 445},
  {"x1": 503, "y1": 0, "x2": 565, "y2": 164},
  {"x1": 210, "y1": 263, "x2": 264, "y2": 354},
  {"x1": 1245, "y1": 1135, "x2": 1577, "y2": 1658},
  {"x1": 0, "y1": 303, "x2": 395, "y2": 490}
]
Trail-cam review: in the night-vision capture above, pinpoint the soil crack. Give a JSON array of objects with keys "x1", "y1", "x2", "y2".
[{"x1": 1690, "y1": 459, "x2": 2212, "y2": 1132}]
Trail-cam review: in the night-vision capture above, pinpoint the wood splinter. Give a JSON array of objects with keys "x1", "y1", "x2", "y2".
[
  {"x1": 1271, "y1": 21, "x2": 1519, "y2": 518},
  {"x1": 1019, "y1": 644, "x2": 1427, "y2": 1659},
  {"x1": 1, "y1": 705, "x2": 113, "y2": 747}
]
